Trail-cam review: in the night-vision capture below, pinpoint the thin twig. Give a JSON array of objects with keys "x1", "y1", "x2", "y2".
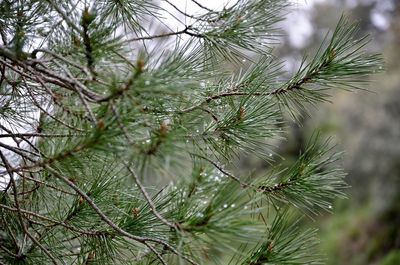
[
  {"x1": 125, "y1": 164, "x2": 178, "y2": 230},
  {"x1": 190, "y1": 0, "x2": 215, "y2": 12},
  {"x1": 125, "y1": 25, "x2": 203, "y2": 42},
  {"x1": 192, "y1": 153, "x2": 250, "y2": 188},
  {"x1": 110, "y1": 105, "x2": 178, "y2": 230},
  {"x1": 143, "y1": 242, "x2": 168, "y2": 265}
]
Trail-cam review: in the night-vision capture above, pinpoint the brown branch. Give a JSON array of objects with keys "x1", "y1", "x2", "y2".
[
  {"x1": 190, "y1": 0, "x2": 215, "y2": 12},
  {"x1": 0, "y1": 46, "x2": 102, "y2": 101},
  {"x1": 0, "y1": 124, "x2": 41, "y2": 157},
  {"x1": 0, "y1": 141, "x2": 39, "y2": 162},
  {"x1": 193, "y1": 153, "x2": 251, "y2": 188},
  {"x1": 177, "y1": 60, "x2": 331, "y2": 114},
  {"x1": 126, "y1": 26, "x2": 203, "y2": 42}
]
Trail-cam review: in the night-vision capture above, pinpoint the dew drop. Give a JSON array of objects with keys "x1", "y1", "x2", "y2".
[
  {"x1": 196, "y1": 212, "x2": 204, "y2": 218},
  {"x1": 144, "y1": 80, "x2": 150, "y2": 85},
  {"x1": 223, "y1": 203, "x2": 228, "y2": 208}
]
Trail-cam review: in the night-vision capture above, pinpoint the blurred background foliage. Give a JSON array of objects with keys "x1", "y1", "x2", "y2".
[{"x1": 253, "y1": 0, "x2": 400, "y2": 264}]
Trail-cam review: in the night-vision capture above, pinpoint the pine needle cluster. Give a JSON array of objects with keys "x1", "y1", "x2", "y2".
[{"x1": 0, "y1": 0, "x2": 382, "y2": 264}]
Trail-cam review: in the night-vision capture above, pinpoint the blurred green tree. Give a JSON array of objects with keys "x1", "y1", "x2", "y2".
[{"x1": 0, "y1": 0, "x2": 382, "y2": 264}]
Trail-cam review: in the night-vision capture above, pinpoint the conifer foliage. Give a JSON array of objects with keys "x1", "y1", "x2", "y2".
[{"x1": 0, "y1": 0, "x2": 382, "y2": 264}]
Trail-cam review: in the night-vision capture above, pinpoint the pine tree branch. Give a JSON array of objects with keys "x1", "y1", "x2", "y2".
[
  {"x1": 34, "y1": 75, "x2": 91, "y2": 131},
  {"x1": 126, "y1": 164, "x2": 178, "y2": 230},
  {"x1": 31, "y1": 49, "x2": 92, "y2": 79},
  {"x1": 52, "y1": 61, "x2": 97, "y2": 125},
  {"x1": 4, "y1": 138, "x2": 91, "y2": 175},
  {"x1": 0, "y1": 245, "x2": 18, "y2": 259},
  {"x1": 0, "y1": 141, "x2": 38, "y2": 162},
  {"x1": 0, "y1": 151, "x2": 59, "y2": 264},
  {"x1": 0, "y1": 124, "x2": 41, "y2": 157},
  {"x1": 0, "y1": 204, "x2": 104, "y2": 236},
  {"x1": 18, "y1": 175, "x2": 75, "y2": 195},
  {"x1": 44, "y1": 165, "x2": 199, "y2": 265},
  {"x1": 0, "y1": 46, "x2": 102, "y2": 101},
  {"x1": 21, "y1": 78, "x2": 84, "y2": 153},
  {"x1": 110, "y1": 104, "x2": 178, "y2": 230},
  {"x1": 0, "y1": 2, "x2": 382, "y2": 263},
  {"x1": 0, "y1": 214, "x2": 20, "y2": 254}
]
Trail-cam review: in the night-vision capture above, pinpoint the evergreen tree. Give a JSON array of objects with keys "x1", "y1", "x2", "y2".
[{"x1": 0, "y1": 1, "x2": 382, "y2": 264}]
